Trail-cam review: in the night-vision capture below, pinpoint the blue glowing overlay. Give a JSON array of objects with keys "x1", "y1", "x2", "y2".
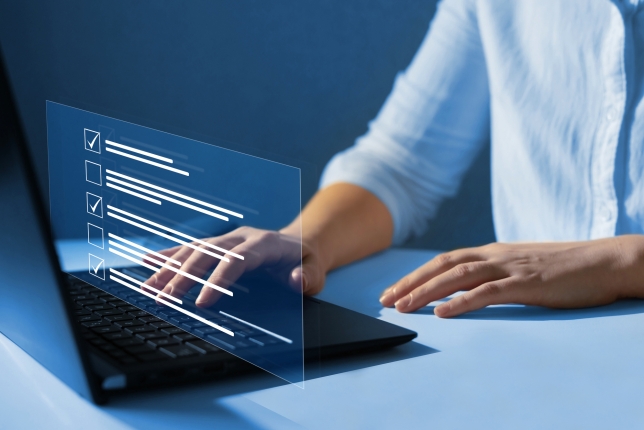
[{"x1": 47, "y1": 101, "x2": 304, "y2": 385}]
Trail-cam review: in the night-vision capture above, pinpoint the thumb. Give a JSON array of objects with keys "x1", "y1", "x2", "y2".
[{"x1": 289, "y1": 259, "x2": 325, "y2": 295}]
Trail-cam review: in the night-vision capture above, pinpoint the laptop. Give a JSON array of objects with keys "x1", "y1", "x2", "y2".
[{"x1": 0, "y1": 53, "x2": 416, "y2": 404}]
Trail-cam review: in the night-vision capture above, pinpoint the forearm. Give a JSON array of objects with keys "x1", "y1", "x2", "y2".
[{"x1": 281, "y1": 183, "x2": 393, "y2": 272}]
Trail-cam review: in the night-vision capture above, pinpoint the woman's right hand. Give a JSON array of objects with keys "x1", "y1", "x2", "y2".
[{"x1": 143, "y1": 226, "x2": 327, "y2": 308}]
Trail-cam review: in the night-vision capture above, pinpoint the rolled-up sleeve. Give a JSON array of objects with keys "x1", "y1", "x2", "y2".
[{"x1": 320, "y1": 0, "x2": 490, "y2": 245}]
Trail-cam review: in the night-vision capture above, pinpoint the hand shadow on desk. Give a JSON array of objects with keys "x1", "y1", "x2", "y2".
[{"x1": 414, "y1": 299, "x2": 644, "y2": 321}]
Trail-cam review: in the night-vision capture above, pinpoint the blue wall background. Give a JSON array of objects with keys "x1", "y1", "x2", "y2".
[{"x1": 0, "y1": 0, "x2": 494, "y2": 251}]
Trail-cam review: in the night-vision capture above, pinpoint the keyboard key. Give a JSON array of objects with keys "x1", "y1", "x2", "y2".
[
  {"x1": 160, "y1": 327, "x2": 185, "y2": 335},
  {"x1": 78, "y1": 315, "x2": 102, "y2": 323},
  {"x1": 151, "y1": 322, "x2": 174, "y2": 329},
  {"x1": 77, "y1": 299, "x2": 104, "y2": 306},
  {"x1": 109, "y1": 299, "x2": 129, "y2": 307},
  {"x1": 135, "y1": 332, "x2": 168, "y2": 341},
  {"x1": 173, "y1": 333, "x2": 198, "y2": 342},
  {"x1": 194, "y1": 327, "x2": 218, "y2": 337},
  {"x1": 139, "y1": 316, "x2": 161, "y2": 323},
  {"x1": 185, "y1": 340, "x2": 222, "y2": 355},
  {"x1": 158, "y1": 310, "x2": 181, "y2": 319},
  {"x1": 94, "y1": 309, "x2": 124, "y2": 317},
  {"x1": 159, "y1": 345, "x2": 200, "y2": 359},
  {"x1": 180, "y1": 321, "x2": 206, "y2": 330},
  {"x1": 128, "y1": 311, "x2": 149, "y2": 318},
  {"x1": 169, "y1": 315, "x2": 191, "y2": 324},
  {"x1": 124, "y1": 325, "x2": 156, "y2": 335},
  {"x1": 138, "y1": 352, "x2": 170, "y2": 362},
  {"x1": 86, "y1": 304, "x2": 114, "y2": 311},
  {"x1": 114, "y1": 338, "x2": 144, "y2": 347},
  {"x1": 75, "y1": 310, "x2": 92, "y2": 316},
  {"x1": 104, "y1": 314, "x2": 135, "y2": 322},
  {"x1": 91, "y1": 326, "x2": 121, "y2": 334},
  {"x1": 82, "y1": 320, "x2": 111, "y2": 328},
  {"x1": 74, "y1": 296, "x2": 97, "y2": 302},
  {"x1": 147, "y1": 338, "x2": 180, "y2": 348},
  {"x1": 114, "y1": 320, "x2": 144, "y2": 328},
  {"x1": 103, "y1": 332, "x2": 132, "y2": 341},
  {"x1": 248, "y1": 336, "x2": 281, "y2": 347},
  {"x1": 116, "y1": 305, "x2": 138, "y2": 311},
  {"x1": 206, "y1": 334, "x2": 252, "y2": 350}
]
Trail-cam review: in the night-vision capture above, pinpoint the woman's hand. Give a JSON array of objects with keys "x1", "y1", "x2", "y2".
[
  {"x1": 144, "y1": 226, "x2": 327, "y2": 308},
  {"x1": 379, "y1": 235, "x2": 644, "y2": 317}
]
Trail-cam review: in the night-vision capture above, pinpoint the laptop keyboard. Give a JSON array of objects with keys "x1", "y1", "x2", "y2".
[{"x1": 69, "y1": 277, "x2": 226, "y2": 365}]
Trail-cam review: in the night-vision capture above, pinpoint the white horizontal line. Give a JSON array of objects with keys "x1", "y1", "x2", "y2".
[
  {"x1": 105, "y1": 140, "x2": 174, "y2": 164},
  {"x1": 109, "y1": 274, "x2": 233, "y2": 337},
  {"x1": 107, "y1": 210, "x2": 230, "y2": 263},
  {"x1": 219, "y1": 311, "x2": 292, "y2": 344},
  {"x1": 105, "y1": 169, "x2": 243, "y2": 219},
  {"x1": 107, "y1": 205, "x2": 243, "y2": 261},
  {"x1": 108, "y1": 247, "x2": 160, "y2": 272},
  {"x1": 110, "y1": 268, "x2": 182, "y2": 304},
  {"x1": 106, "y1": 182, "x2": 162, "y2": 205},
  {"x1": 108, "y1": 233, "x2": 181, "y2": 266},
  {"x1": 106, "y1": 175, "x2": 228, "y2": 222},
  {"x1": 108, "y1": 240, "x2": 232, "y2": 297},
  {"x1": 105, "y1": 147, "x2": 189, "y2": 176}
]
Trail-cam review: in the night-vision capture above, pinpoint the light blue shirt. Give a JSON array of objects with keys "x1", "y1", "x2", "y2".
[{"x1": 320, "y1": 0, "x2": 644, "y2": 245}]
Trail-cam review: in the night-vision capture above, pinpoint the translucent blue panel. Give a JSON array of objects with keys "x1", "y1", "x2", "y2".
[{"x1": 47, "y1": 101, "x2": 303, "y2": 385}]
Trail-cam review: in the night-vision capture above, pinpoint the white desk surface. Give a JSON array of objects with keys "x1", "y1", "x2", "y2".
[{"x1": 2, "y1": 248, "x2": 644, "y2": 429}]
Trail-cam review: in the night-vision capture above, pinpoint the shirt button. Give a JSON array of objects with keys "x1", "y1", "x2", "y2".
[{"x1": 606, "y1": 107, "x2": 619, "y2": 121}]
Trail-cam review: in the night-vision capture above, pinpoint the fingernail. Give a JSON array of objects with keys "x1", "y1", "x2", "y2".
[
  {"x1": 379, "y1": 292, "x2": 391, "y2": 305},
  {"x1": 395, "y1": 295, "x2": 412, "y2": 311},
  {"x1": 434, "y1": 303, "x2": 449, "y2": 318}
]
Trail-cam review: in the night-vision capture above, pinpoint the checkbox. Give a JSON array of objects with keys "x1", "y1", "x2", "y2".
[
  {"x1": 86, "y1": 192, "x2": 103, "y2": 218},
  {"x1": 84, "y1": 129, "x2": 101, "y2": 154},
  {"x1": 87, "y1": 223, "x2": 104, "y2": 249},
  {"x1": 88, "y1": 254, "x2": 105, "y2": 280},
  {"x1": 85, "y1": 160, "x2": 102, "y2": 186}
]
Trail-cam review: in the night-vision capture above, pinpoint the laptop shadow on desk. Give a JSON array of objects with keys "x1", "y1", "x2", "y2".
[
  {"x1": 106, "y1": 342, "x2": 437, "y2": 427},
  {"x1": 414, "y1": 299, "x2": 644, "y2": 321}
]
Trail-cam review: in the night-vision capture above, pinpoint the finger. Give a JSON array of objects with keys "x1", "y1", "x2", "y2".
[
  {"x1": 195, "y1": 241, "x2": 264, "y2": 307},
  {"x1": 147, "y1": 245, "x2": 182, "y2": 259},
  {"x1": 380, "y1": 248, "x2": 485, "y2": 307},
  {"x1": 159, "y1": 245, "x2": 227, "y2": 299},
  {"x1": 434, "y1": 278, "x2": 515, "y2": 318},
  {"x1": 394, "y1": 261, "x2": 506, "y2": 313},
  {"x1": 195, "y1": 234, "x2": 287, "y2": 307},
  {"x1": 143, "y1": 245, "x2": 195, "y2": 291},
  {"x1": 289, "y1": 254, "x2": 325, "y2": 295}
]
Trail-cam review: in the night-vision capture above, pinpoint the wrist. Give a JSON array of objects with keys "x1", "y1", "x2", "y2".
[
  {"x1": 279, "y1": 221, "x2": 333, "y2": 273},
  {"x1": 611, "y1": 235, "x2": 644, "y2": 299}
]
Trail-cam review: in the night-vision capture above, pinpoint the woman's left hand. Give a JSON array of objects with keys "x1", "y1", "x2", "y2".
[{"x1": 379, "y1": 235, "x2": 644, "y2": 317}]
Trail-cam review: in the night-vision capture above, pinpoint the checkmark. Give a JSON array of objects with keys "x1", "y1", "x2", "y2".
[
  {"x1": 90, "y1": 259, "x2": 103, "y2": 273},
  {"x1": 87, "y1": 133, "x2": 99, "y2": 149},
  {"x1": 88, "y1": 254, "x2": 105, "y2": 280},
  {"x1": 90, "y1": 198, "x2": 101, "y2": 212},
  {"x1": 86, "y1": 192, "x2": 103, "y2": 218},
  {"x1": 84, "y1": 129, "x2": 101, "y2": 154}
]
